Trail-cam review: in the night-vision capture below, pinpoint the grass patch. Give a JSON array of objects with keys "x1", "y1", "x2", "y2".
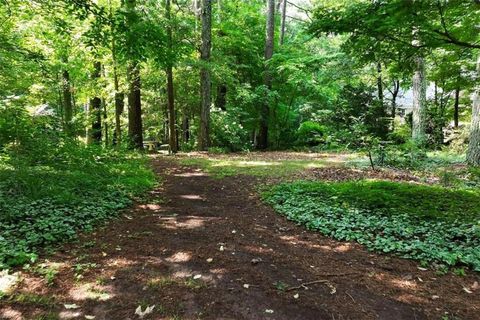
[
  {"x1": 0, "y1": 145, "x2": 156, "y2": 269},
  {"x1": 179, "y1": 157, "x2": 327, "y2": 177},
  {"x1": 264, "y1": 180, "x2": 480, "y2": 271}
]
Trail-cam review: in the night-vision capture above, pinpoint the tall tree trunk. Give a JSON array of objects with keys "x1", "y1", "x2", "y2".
[
  {"x1": 454, "y1": 86, "x2": 460, "y2": 128},
  {"x1": 90, "y1": 61, "x2": 102, "y2": 144},
  {"x1": 62, "y1": 69, "x2": 74, "y2": 137},
  {"x1": 412, "y1": 54, "x2": 427, "y2": 144},
  {"x1": 376, "y1": 62, "x2": 384, "y2": 106},
  {"x1": 280, "y1": 0, "x2": 287, "y2": 45},
  {"x1": 182, "y1": 114, "x2": 190, "y2": 143},
  {"x1": 258, "y1": 0, "x2": 275, "y2": 150},
  {"x1": 198, "y1": 0, "x2": 212, "y2": 151},
  {"x1": 102, "y1": 98, "x2": 109, "y2": 146},
  {"x1": 127, "y1": 62, "x2": 143, "y2": 149},
  {"x1": 391, "y1": 79, "x2": 400, "y2": 131},
  {"x1": 467, "y1": 55, "x2": 480, "y2": 166},
  {"x1": 111, "y1": 10, "x2": 124, "y2": 146},
  {"x1": 166, "y1": 66, "x2": 177, "y2": 153},
  {"x1": 215, "y1": 84, "x2": 227, "y2": 111},
  {"x1": 126, "y1": 0, "x2": 143, "y2": 149},
  {"x1": 166, "y1": 0, "x2": 177, "y2": 153}
]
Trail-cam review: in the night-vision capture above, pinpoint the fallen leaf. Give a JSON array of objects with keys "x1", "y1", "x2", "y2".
[
  {"x1": 135, "y1": 305, "x2": 155, "y2": 319},
  {"x1": 472, "y1": 281, "x2": 479, "y2": 291},
  {"x1": 463, "y1": 287, "x2": 473, "y2": 294}
]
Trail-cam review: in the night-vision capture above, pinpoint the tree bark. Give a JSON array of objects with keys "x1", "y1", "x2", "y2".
[
  {"x1": 111, "y1": 13, "x2": 124, "y2": 146},
  {"x1": 62, "y1": 69, "x2": 74, "y2": 137},
  {"x1": 215, "y1": 84, "x2": 227, "y2": 111},
  {"x1": 411, "y1": 54, "x2": 427, "y2": 144},
  {"x1": 127, "y1": 62, "x2": 143, "y2": 149},
  {"x1": 165, "y1": 0, "x2": 177, "y2": 153},
  {"x1": 280, "y1": 0, "x2": 287, "y2": 45},
  {"x1": 391, "y1": 79, "x2": 400, "y2": 131},
  {"x1": 126, "y1": 0, "x2": 143, "y2": 149},
  {"x1": 90, "y1": 61, "x2": 102, "y2": 144},
  {"x1": 198, "y1": 0, "x2": 212, "y2": 151},
  {"x1": 258, "y1": 0, "x2": 275, "y2": 150},
  {"x1": 467, "y1": 55, "x2": 480, "y2": 166},
  {"x1": 454, "y1": 87, "x2": 460, "y2": 128}
]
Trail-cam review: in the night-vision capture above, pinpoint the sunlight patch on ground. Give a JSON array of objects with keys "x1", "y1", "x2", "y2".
[
  {"x1": 0, "y1": 307, "x2": 22, "y2": 319},
  {"x1": 0, "y1": 271, "x2": 20, "y2": 295},
  {"x1": 166, "y1": 251, "x2": 192, "y2": 263},
  {"x1": 138, "y1": 203, "x2": 162, "y2": 211},
  {"x1": 179, "y1": 194, "x2": 203, "y2": 200},
  {"x1": 69, "y1": 283, "x2": 114, "y2": 301},
  {"x1": 105, "y1": 258, "x2": 137, "y2": 268},
  {"x1": 159, "y1": 217, "x2": 206, "y2": 230},
  {"x1": 59, "y1": 310, "x2": 82, "y2": 319},
  {"x1": 395, "y1": 293, "x2": 429, "y2": 304},
  {"x1": 333, "y1": 244, "x2": 352, "y2": 253},
  {"x1": 173, "y1": 172, "x2": 208, "y2": 177},
  {"x1": 389, "y1": 278, "x2": 418, "y2": 290}
]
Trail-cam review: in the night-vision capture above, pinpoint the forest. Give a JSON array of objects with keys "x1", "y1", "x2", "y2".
[{"x1": 0, "y1": 0, "x2": 480, "y2": 319}]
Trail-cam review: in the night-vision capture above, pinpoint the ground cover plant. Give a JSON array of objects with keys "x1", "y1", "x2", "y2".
[
  {"x1": 263, "y1": 180, "x2": 480, "y2": 271},
  {"x1": 0, "y1": 144, "x2": 155, "y2": 269}
]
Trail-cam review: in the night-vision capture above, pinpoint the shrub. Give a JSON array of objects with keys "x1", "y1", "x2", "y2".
[{"x1": 296, "y1": 121, "x2": 326, "y2": 146}]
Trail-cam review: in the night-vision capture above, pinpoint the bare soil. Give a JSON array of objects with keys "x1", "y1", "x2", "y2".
[{"x1": 1, "y1": 156, "x2": 478, "y2": 320}]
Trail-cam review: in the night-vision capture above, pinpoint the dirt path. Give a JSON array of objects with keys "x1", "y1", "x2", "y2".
[{"x1": 2, "y1": 157, "x2": 479, "y2": 320}]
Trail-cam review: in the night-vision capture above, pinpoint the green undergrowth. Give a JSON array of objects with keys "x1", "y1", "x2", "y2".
[
  {"x1": 0, "y1": 145, "x2": 156, "y2": 269},
  {"x1": 179, "y1": 157, "x2": 327, "y2": 178},
  {"x1": 263, "y1": 180, "x2": 480, "y2": 271}
]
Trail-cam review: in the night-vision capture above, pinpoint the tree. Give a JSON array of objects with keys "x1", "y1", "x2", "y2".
[
  {"x1": 411, "y1": 34, "x2": 427, "y2": 144},
  {"x1": 258, "y1": 0, "x2": 275, "y2": 150},
  {"x1": 467, "y1": 54, "x2": 480, "y2": 166},
  {"x1": 90, "y1": 61, "x2": 102, "y2": 143},
  {"x1": 198, "y1": 0, "x2": 212, "y2": 150},
  {"x1": 166, "y1": 0, "x2": 177, "y2": 153},
  {"x1": 126, "y1": 0, "x2": 143, "y2": 149}
]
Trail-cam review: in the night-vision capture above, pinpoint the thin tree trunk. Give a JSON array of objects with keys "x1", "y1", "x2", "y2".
[
  {"x1": 62, "y1": 69, "x2": 74, "y2": 137},
  {"x1": 467, "y1": 55, "x2": 480, "y2": 166},
  {"x1": 165, "y1": 0, "x2": 177, "y2": 153},
  {"x1": 376, "y1": 62, "x2": 384, "y2": 106},
  {"x1": 258, "y1": 0, "x2": 275, "y2": 150},
  {"x1": 182, "y1": 114, "x2": 190, "y2": 143},
  {"x1": 391, "y1": 79, "x2": 400, "y2": 131},
  {"x1": 90, "y1": 61, "x2": 102, "y2": 144},
  {"x1": 166, "y1": 66, "x2": 177, "y2": 153},
  {"x1": 215, "y1": 84, "x2": 227, "y2": 111},
  {"x1": 198, "y1": 0, "x2": 212, "y2": 150},
  {"x1": 454, "y1": 87, "x2": 460, "y2": 128},
  {"x1": 111, "y1": 11, "x2": 124, "y2": 146},
  {"x1": 280, "y1": 0, "x2": 287, "y2": 45},
  {"x1": 412, "y1": 55, "x2": 427, "y2": 144},
  {"x1": 102, "y1": 98, "x2": 109, "y2": 146}
]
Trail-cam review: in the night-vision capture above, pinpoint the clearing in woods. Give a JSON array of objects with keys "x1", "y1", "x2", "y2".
[{"x1": 1, "y1": 153, "x2": 479, "y2": 320}]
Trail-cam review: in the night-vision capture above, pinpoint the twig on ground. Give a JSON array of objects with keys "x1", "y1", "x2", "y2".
[{"x1": 286, "y1": 279, "x2": 330, "y2": 291}]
